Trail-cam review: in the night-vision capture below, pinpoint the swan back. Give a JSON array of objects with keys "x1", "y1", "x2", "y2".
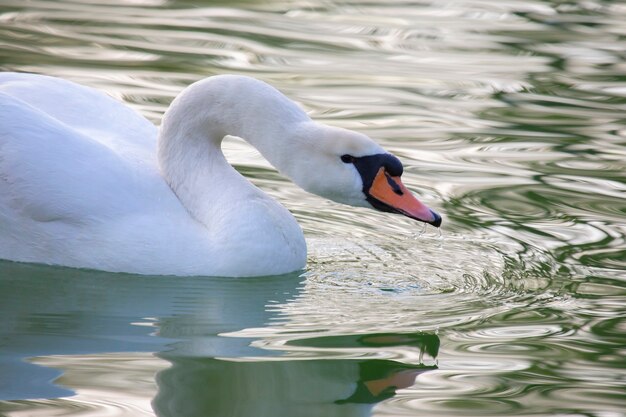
[
  {"x1": 0, "y1": 74, "x2": 160, "y2": 223},
  {"x1": 0, "y1": 74, "x2": 240, "y2": 275}
]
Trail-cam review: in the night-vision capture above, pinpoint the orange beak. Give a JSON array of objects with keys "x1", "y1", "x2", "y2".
[{"x1": 368, "y1": 167, "x2": 442, "y2": 227}]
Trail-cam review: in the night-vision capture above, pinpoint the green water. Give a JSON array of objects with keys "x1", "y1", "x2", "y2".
[{"x1": 0, "y1": 0, "x2": 625, "y2": 416}]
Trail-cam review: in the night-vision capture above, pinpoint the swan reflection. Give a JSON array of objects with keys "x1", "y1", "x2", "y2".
[
  {"x1": 0, "y1": 261, "x2": 438, "y2": 416},
  {"x1": 154, "y1": 357, "x2": 436, "y2": 417}
]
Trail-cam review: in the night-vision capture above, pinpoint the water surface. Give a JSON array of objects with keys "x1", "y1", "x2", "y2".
[{"x1": 1, "y1": 0, "x2": 625, "y2": 416}]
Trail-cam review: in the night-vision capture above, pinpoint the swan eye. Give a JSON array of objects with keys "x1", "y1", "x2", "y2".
[{"x1": 341, "y1": 154, "x2": 355, "y2": 163}]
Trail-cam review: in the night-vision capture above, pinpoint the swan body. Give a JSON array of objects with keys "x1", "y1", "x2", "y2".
[{"x1": 0, "y1": 73, "x2": 440, "y2": 277}]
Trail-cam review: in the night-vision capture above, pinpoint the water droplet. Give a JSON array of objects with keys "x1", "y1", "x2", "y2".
[{"x1": 436, "y1": 227, "x2": 444, "y2": 248}]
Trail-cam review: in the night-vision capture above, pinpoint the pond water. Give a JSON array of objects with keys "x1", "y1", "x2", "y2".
[{"x1": 0, "y1": 0, "x2": 625, "y2": 416}]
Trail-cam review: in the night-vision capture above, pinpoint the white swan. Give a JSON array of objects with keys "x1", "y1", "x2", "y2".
[{"x1": 0, "y1": 73, "x2": 441, "y2": 277}]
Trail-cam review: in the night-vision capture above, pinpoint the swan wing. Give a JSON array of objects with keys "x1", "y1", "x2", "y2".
[{"x1": 0, "y1": 73, "x2": 163, "y2": 224}]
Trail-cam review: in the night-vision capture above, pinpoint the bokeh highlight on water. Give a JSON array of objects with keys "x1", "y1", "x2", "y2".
[{"x1": 0, "y1": 0, "x2": 625, "y2": 416}]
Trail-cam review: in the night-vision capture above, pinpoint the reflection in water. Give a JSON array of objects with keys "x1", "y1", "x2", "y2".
[
  {"x1": 154, "y1": 357, "x2": 435, "y2": 417},
  {"x1": 0, "y1": 261, "x2": 303, "y2": 400},
  {"x1": 0, "y1": 261, "x2": 439, "y2": 417},
  {"x1": 155, "y1": 332, "x2": 438, "y2": 417}
]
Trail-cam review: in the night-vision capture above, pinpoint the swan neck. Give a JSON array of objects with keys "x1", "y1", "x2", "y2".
[{"x1": 157, "y1": 75, "x2": 310, "y2": 223}]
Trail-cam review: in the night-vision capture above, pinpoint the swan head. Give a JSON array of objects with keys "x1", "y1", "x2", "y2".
[{"x1": 288, "y1": 123, "x2": 442, "y2": 227}]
